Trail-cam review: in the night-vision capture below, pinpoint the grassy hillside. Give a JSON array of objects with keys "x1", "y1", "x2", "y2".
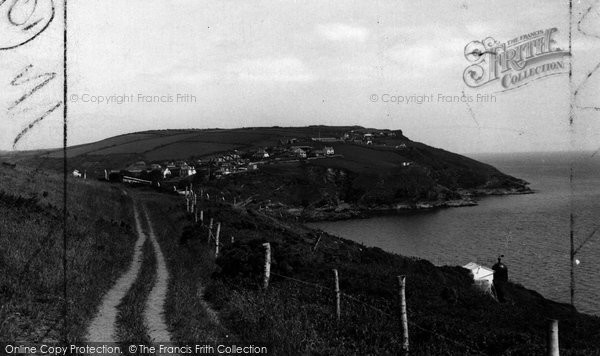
[
  {"x1": 0, "y1": 163, "x2": 137, "y2": 342},
  {"x1": 138, "y1": 188, "x2": 600, "y2": 355},
  {"x1": 192, "y1": 146, "x2": 529, "y2": 220},
  {"x1": 41, "y1": 127, "x2": 362, "y2": 160},
  {"x1": 1, "y1": 131, "x2": 596, "y2": 354},
  {"x1": 17, "y1": 127, "x2": 358, "y2": 176},
  {"x1": 10, "y1": 126, "x2": 530, "y2": 217}
]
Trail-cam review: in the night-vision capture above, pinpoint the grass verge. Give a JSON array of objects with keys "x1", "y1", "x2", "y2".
[
  {"x1": 0, "y1": 165, "x2": 137, "y2": 342},
  {"x1": 116, "y1": 239, "x2": 156, "y2": 346},
  {"x1": 94, "y1": 185, "x2": 600, "y2": 355},
  {"x1": 133, "y1": 189, "x2": 231, "y2": 344},
  {"x1": 197, "y1": 199, "x2": 600, "y2": 355}
]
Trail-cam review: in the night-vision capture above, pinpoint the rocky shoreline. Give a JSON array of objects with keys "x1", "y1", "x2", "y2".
[{"x1": 289, "y1": 186, "x2": 533, "y2": 222}]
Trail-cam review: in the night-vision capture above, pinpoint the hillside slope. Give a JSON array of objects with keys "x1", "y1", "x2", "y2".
[
  {"x1": 0, "y1": 164, "x2": 137, "y2": 342},
  {"x1": 149, "y1": 188, "x2": 600, "y2": 355},
  {"x1": 7, "y1": 126, "x2": 531, "y2": 219}
]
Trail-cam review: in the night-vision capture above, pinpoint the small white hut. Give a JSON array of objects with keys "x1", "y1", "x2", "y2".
[{"x1": 463, "y1": 262, "x2": 495, "y2": 297}]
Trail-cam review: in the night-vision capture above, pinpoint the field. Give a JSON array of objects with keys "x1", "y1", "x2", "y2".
[
  {"x1": 144, "y1": 141, "x2": 237, "y2": 161},
  {"x1": 39, "y1": 126, "x2": 371, "y2": 162}
]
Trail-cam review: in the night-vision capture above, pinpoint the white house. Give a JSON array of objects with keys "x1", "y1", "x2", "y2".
[
  {"x1": 463, "y1": 262, "x2": 495, "y2": 296},
  {"x1": 292, "y1": 147, "x2": 307, "y2": 158},
  {"x1": 180, "y1": 164, "x2": 196, "y2": 177},
  {"x1": 254, "y1": 148, "x2": 269, "y2": 159}
]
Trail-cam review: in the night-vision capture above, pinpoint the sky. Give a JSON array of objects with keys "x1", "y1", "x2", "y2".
[{"x1": 1, "y1": 0, "x2": 599, "y2": 153}]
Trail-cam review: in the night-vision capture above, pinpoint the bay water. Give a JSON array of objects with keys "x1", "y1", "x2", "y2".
[{"x1": 308, "y1": 152, "x2": 600, "y2": 315}]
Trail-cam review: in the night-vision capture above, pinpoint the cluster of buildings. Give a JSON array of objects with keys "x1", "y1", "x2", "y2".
[
  {"x1": 104, "y1": 161, "x2": 198, "y2": 183},
  {"x1": 257, "y1": 144, "x2": 336, "y2": 160},
  {"x1": 200, "y1": 152, "x2": 259, "y2": 177},
  {"x1": 130, "y1": 161, "x2": 197, "y2": 179},
  {"x1": 103, "y1": 128, "x2": 407, "y2": 184},
  {"x1": 106, "y1": 154, "x2": 260, "y2": 183},
  {"x1": 203, "y1": 143, "x2": 336, "y2": 177},
  {"x1": 341, "y1": 129, "x2": 399, "y2": 145},
  {"x1": 302, "y1": 129, "x2": 401, "y2": 146}
]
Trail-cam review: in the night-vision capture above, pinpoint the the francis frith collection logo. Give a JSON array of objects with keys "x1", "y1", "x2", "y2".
[{"x1": 463, "y1": 28, "x2": 569, "y2": 90}]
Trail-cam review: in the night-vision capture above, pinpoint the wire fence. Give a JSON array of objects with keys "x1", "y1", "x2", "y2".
[
  {"x1": 186, "y1": 186, "x2": 488, "y2": 355},
  {"x1": 270, "y1": 271, "x2": 486, "y2": 355}
]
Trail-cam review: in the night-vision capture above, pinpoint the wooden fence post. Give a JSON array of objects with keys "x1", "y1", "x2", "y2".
[
  {"x1": 398, "y1": 275, "x2": 409, "y2": 354},
  {"x1": 333, "y1": 269, "x2": 340, "y2": 321},
  {"x1": 547, "y1": 319, "x2": 559, "y2": 356},
  {"x1": 313, "y1": 233, "x2": 322, "y2": 252},
  {"x1": 262, "y1": 243, "x2": 271, "y2": 289},
  {"x1": 215, "y1": 223, "x2": 221, "y2": 257},
  {"x1": 207, "y1": 219, "x2": 213, "y2": 244}
]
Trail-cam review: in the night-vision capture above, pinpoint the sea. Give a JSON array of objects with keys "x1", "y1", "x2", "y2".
[{"x1": 307, "y1": 152, "x2": 600, "y2": 315}]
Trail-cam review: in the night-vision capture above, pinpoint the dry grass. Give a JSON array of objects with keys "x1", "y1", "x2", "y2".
[
  {"x1": 0, "y1": 164, "x2": 137, "y2": 342},
  {"x1": 116, "y1": 239, "x2": 156, "y2": 345},
  {"x1": 133, "y1": 190, "x2": 232, "y2": 344},
  {"x1": 157, "y1": 196, "x2": 600, "y2": 355}
]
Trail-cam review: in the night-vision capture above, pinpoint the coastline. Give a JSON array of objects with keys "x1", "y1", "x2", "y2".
[
  {"x1": 292, "y1": 186, "x2": 534, "y2": 222},
  {"x1": 198, "y1": 190, "x2": 600, "y2": 354}
]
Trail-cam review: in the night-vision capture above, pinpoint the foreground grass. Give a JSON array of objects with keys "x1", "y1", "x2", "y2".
[
  {"x1": 0, "y1": 164, "x2": 137, "y2": 342},
  {"x1": 133, "y1": 190, "x2": 231, "y2": 344},
  {"x1": 170, "y1": 197, "x2": 600, "y2": 355},
  {"x1": 60, "y1": 182, "x2": 600, "y2": 355},
  {"x1": 116, "y1": 239, "x2": 155, "y2": 346}
]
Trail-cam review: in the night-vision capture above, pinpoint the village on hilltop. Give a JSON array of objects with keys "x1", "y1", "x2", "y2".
[{"x1": 72, "y1": 128, "x2": 408, "y2": 186}]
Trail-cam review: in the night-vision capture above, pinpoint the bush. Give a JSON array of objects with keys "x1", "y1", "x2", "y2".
[{"x1": 215, "y1": 239, "x2": 269, "y2": 280}]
